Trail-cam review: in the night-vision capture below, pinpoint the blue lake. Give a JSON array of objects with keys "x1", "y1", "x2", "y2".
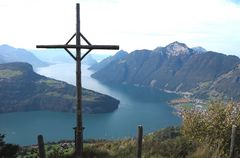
[{"x1": 0, "y1": 63, "x2": 181, "y2": 146}]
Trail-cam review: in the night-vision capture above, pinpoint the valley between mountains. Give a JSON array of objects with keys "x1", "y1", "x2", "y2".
[
  {"x1": 1, "y1": 41, "x2": 240, "y2": 115},
  {"x1": 0, "y1": 45, "x2": 119, "y2": 114}
]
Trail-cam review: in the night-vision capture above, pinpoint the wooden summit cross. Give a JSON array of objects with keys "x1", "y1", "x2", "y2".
[{"x1": 36, "y1": 3, "x2": 119, "y2": 158}]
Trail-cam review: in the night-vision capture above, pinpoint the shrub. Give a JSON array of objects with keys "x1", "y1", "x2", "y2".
[
  {"x1": 0, "y1": 134, "x2": 19, "y2": 158},
  {"x1": 182, "y1": 101, "x2": 240, "y2": 156}
]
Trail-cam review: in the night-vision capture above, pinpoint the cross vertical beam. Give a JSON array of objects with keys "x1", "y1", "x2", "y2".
[
  {"x1": 36, "y1": 3, "x2": 119, "y2": 158},
  {"x1": 75, "y1": 3, "x2": 83, "y2": 158}
]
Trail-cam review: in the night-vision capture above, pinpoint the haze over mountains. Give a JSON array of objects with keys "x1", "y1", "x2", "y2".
[
  {"x1": 0, "y1": 44, "x2": 48, "y2": 68},
  {"x1": 0, "y1": 44, "x2": 99, "y2": 67},
  {"x1": 32, "y1": 49, "x2": 98, "y2": 65},
  {"x1": 91, "y1": 41, "x2": 240, "y2": 101}
]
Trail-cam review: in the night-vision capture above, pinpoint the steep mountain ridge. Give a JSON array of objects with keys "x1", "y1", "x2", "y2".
[
  {"x1": 191, "y1": 46, "x2": 207, "y2": 54},
  {"x1": 0, "y1": 62, "x2": 119, "y2": 113},
  {"x1": 91, "y1": 42, "x2": 240, "y2": 101},
  {"x1": 192, "y1": 64, "x2": 240, "y2": 100},
  {"x1": 89, "y1": 50, "x2": 128, "y2": 71}
]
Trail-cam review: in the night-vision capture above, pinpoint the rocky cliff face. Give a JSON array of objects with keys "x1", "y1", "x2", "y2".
[
  {"x1": 0, "y1": 62, "x2": 119, "y2": 113},
  {"x1": 91, "y1": 42, "x2": 240, "y2": 101},
  {"x1": 165, "y1": 41, "x2": 192, "y2": 56}
]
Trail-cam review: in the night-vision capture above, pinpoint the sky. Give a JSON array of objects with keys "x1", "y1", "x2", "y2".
[{"x1": 0, "y1": 0, "x2": 240, "y2": 56}]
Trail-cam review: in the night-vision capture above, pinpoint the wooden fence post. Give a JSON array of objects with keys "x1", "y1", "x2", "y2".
[
  {"x1": 230, "y1": 125, "x2": 236, "y2": 158},
  {"x1": 38, "y1": 135, "x2": 46, "y2": 158},
  {"x1": 137, "y1": 125, "x2": 143, "y2": 158}
]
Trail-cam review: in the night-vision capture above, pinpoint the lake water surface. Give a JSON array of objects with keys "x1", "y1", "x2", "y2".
[{"x1": 0, "y1": 63, "x2": 181, "y2": 145}]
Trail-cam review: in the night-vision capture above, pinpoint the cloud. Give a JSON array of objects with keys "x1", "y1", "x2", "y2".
[
  {"x1": 0, "y1": 0, "x2": 240, "y2": 56},
  {"x1": 108, "y1": 0, "x2": 240, "y2": 54}
]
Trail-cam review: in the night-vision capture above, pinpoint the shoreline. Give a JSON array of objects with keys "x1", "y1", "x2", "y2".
[{"x1": 168, "y1": 97, "x2": 207, "y2": 117}]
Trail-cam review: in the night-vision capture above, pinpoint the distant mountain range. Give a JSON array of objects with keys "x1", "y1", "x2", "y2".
[
  {"x1": 0, "y1": 62, "x2": 119, "y2": 113},
  {"x1": 0, "y1": 44, "x2": 98, "y2": 67},
  {"x1": 32, "y1": 49, "x2": 98, "y2": 65},
  {"x1": 91, "y1": 41, "x2": 240, "y2": 101},
  {"x1": 0, "y1": 45, "x2": 48, "y2": 68}
]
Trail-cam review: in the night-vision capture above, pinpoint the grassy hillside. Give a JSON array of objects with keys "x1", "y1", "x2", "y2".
[{"x1": 0, "y1": 62, "x2": 119, "y2": 113}]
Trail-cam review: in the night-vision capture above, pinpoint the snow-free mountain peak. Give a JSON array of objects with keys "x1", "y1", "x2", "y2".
[{"x1": 191, "y1": 46, "x2": 207, "y2": 54}]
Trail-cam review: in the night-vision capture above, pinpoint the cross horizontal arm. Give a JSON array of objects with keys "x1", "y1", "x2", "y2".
[{"x1": 36, "y1": 44, "x2": 119, "y2": 50}]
